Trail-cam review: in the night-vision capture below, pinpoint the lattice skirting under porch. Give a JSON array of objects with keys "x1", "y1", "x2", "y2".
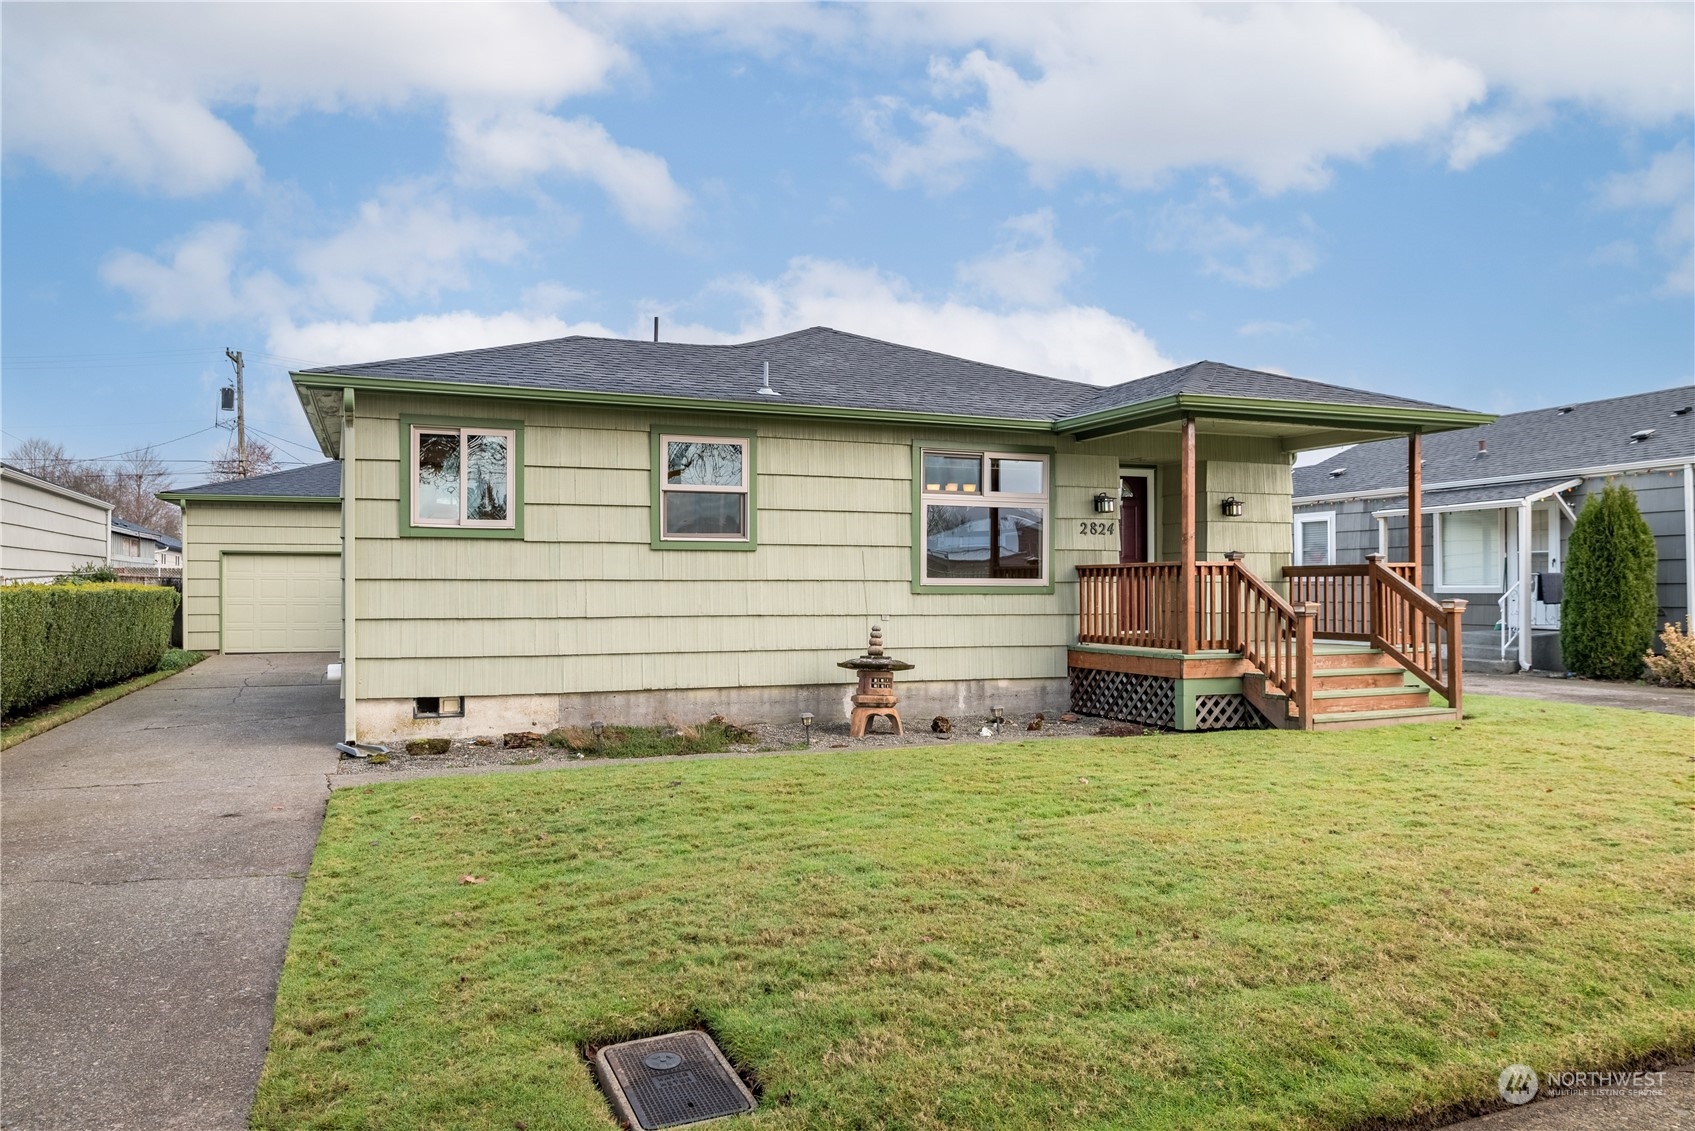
[
  {"x1": 1068, "y1": 668, "x2": 1176, "y2": 729},
  {"x1": 1193, "y1": 693, "x2": 1268, "y2": 731}
]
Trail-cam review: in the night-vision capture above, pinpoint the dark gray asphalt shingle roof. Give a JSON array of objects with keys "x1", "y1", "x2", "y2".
[
  {"x1": 1294, "y1": 385, "x2": 1695, "y2": 499},
  {"x1": 111, "y1": 515, "x2": 171, "y2": 540},
  {"x1": 166, "y1": 461, "x2": 341, "y2": 500},
  {"x1": 299, "y1": 326, "x2": 1473, "y2": 423},
  {"x1": 1064, "y1": 360, "x2": 1467, "y2": 417},
  {"x1": 1354, "y1": 476, "x2": 1585, "y2": 514}
]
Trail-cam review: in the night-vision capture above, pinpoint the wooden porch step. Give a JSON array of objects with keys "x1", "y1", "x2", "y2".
[
  {"x1": 1310, "y1": 686, "x2": 1432, "y2": 714},
  {"x1": 1310, "y1": 647, "x2": 1402, "y2": 672},
  {"x1": 1310, "y1": 706, "x2": 1460, "y2": 731},
  {"x1": 1309, "y1": 666, "x2": 1417, "y2": 691}
]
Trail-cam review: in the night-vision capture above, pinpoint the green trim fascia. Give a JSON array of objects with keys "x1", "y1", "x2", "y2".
[
  {"x1": 294, "y1": 371, "x2": 1060, "y2": 435},
  {"x1": 158, "y1": 492, "x2": 339, "y2": 505},
  {"x1": 648, "y1": 427, "x2": 759, "y2": 552},
  {"x1": 909, "y1": 440, "x2": 1058, "y2": 596},
  {"x1": 397, "y1": 415, "x2": 526, "y2": 540},
  {"x1": 1058, "y1": 394, "x2": 1497, "y2": 442}
]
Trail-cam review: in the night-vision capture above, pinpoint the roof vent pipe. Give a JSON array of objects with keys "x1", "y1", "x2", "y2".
[
  {"x1": 653, "y1": 316, "x2": 659, "y2": 343},
  {"x1": 1477, "y1": 439, "x2": 1488, "y2": 457},
  {"x1": 757, "y1": 360, "x2": 781, "y2": 397}
]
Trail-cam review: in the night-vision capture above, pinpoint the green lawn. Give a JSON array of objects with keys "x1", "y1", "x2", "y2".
[{"x1": 255, "y1": 695, "x2": 1694, "y2": 1130}]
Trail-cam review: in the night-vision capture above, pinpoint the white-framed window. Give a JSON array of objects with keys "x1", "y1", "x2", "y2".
[
  {"x1": 410, "y1": 425, "x2": 516, "y2": 528},
  {"x1": 919, "y1": 449, "x2": 1049, "y2": 585},
  {"x1": 1436, "y1": 508, "x2": 1505, "y2": 591},
  {"x1": 1293, "y1": 512, "x2": 1335, "y2": 566},
  {"x1": 659, "y1": 434, "x2": 750, "y2": 541}
]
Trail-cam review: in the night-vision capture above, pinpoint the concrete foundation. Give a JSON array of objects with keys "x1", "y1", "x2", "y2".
[{"x1": 358, "y1": 677, "x2": 1071, "y2": 743}]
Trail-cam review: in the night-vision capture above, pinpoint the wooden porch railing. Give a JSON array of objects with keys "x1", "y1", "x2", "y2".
[
  {"x1": 1077, "y1": 554, "x2": 1467, "y2": 726},
  {"x1": 1229, "y1": 556, "x2": 1314, "y2": 722},
  {"x1": 1364, "y1": 554, "x2": 1466, "y2": 708},
  {"x1": 1077, "y1": 562, "x2": 1181, "y2": 649},
  {"x1": 1285, "y1": 562, "x2": 1416, "y2": 640}
]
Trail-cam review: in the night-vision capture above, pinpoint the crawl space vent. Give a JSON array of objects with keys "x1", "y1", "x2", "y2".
[{"x1": 595, "y1": 1031, "x2": 755, "y2": 1130}]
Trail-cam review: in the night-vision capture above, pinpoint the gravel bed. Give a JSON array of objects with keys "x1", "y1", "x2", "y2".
[{"x1": 334, "y1": 710, "x2": 1153, "y2": 776}]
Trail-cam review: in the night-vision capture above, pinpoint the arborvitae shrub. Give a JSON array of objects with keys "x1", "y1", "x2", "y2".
[{"x1": 1561, "y1": 483, "x2": 1658, "y2": 680}]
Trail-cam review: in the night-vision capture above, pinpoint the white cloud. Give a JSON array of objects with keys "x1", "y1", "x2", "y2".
[
  {"x1": 1, "y1": 3, "x2": 635, "y2": 201},
  {"x1": 1381, "y1": 4, "x2": 1694, "y2": 127},
  {"x1": 697, "y1": 256, "x2": 1171, "y2": 386},
  {"x1": 295, "y1": 185, "x2": 525, "y2": 321},
  {"x1": 266, "y1": 311, "x2": 619, "y2": 372},
  {"x1": 1599, "y1": 142, "x2": 1694, "y2": 294},
  {"x1": 99, "y1": 223, "x2": 285, "y2": 324},
  {"x1": 1445, "y1": 105, "x2": 1551, "y2": 171},
  {"x1": 955, "y1": 209, "x2": 1083, "y2": 307},
  {"x1": 449, "y1": 110, "x2": 689, "y2": 232},
  {"x1": 1154, "y1": 195, "x2": 1321, "y2": 290},
  {"x1": 102, "y1": 187, "x2": 529, "y2": 328},
  {"x1": 857, "y1": 5, "x2": 1485, "y2": 194}
]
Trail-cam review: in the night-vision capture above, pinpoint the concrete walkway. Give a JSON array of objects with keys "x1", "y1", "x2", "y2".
[
  {"x1": 1, "y1": 653, "x2": 341, "y2": 1131},
  {"x1": 1468, "y1": 671, "x2": 1695, "y2": 716}
]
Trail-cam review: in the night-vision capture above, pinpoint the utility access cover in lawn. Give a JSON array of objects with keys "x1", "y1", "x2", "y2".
[{"x1": 595, "y1": 1031, "x2": 755, "y2": 1130}]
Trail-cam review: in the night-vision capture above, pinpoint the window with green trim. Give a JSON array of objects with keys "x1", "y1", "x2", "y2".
[
  {"x1": 919, "y1": 449, "x2": 1048, "y2": 585},
  {"x1": 410, "y1": 425, "x2": 516, "y2": 529},
  {"x1": 658, "y1": 434, "x2": 751, "y2": 541}
]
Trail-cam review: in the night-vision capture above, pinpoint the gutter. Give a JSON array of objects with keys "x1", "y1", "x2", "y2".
[
  {"x1": 157, "y1": 492, "x2": 339, "y2": 505},
  {"x1": 1686, "y1": 464, "x2": 1695, "y2": 632},
  {"x1": 341, "y1": 389, "x2": 358, "y2": 745},
  {"x1": 1369, "y1": 478, "x2": 1583, "y2": 518},
  {"x1": 1294, "y1": 455, "x2": 1695, "y2": 505}
]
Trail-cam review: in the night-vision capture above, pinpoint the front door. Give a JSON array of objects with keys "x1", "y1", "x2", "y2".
[
  {"x1": 1530, "y1": 502, "x2": 1562, "y2": 629},
  {"x1": 1119, "y1": 474, "x2": 1150, "y2": 563}
]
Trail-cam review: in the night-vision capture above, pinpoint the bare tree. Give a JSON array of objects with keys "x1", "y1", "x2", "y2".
[
  {"x1": 4, "y1": 437, "x2": 179, "y2": 536},
  {"x1": 207, "y1": 438, "x2": 281, "y2": 481}
]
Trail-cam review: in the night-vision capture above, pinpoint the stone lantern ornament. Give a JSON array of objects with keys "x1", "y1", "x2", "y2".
[{"x1": 839, "y1": 624, "x2": 914, "y2": 737}]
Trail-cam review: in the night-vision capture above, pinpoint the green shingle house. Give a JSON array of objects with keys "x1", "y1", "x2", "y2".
[{"x1": 167, "y1": 326, "x2": 1495, "y2": 742}]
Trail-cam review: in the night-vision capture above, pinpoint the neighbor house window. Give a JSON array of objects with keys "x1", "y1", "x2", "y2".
[
  {"x1": 919, "y1": 449, "x2": 1048, "y2": 585},
  {"x1": 1293, "y1": 513, "x2": 1334, "y2": 566},
  {"x1": 410, "y1": 425, "x2": 516, "y2": 529},
  {"x1": 659, "y1": 435, "x2": 750, "y2": 541},
  {"x1": 1436, "y1": 509, "x2": 1504, "y2": 591}
]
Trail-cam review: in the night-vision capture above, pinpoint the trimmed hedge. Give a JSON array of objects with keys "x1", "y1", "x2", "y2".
[
  {"x1": 1562, "y1": 483, "x2": 1658, "y2": 681},
  {"x1": 1, "y1": 583, "x2": 180, "y2": 719}
]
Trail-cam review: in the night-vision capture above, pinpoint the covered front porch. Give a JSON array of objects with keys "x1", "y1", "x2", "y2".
[{"x1": 1065, "y1": 412, "x2": 1471, "y2": 731}]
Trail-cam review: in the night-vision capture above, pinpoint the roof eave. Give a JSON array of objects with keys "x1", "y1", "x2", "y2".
[
  {"x1": 157, "y1": 491, "x2": 340, "y2": 505},
  {"x1": 1056, "y1": 394, "x2": 1496, "y2": 442},
  {"x1": 290, "y1": 370, "x2": 1064, "y2": 434}
]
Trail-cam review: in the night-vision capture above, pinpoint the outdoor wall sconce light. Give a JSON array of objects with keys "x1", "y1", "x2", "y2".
[
  {"x1": 1221, "y1": 496, "x2": 1245, "y2": 517},
  {"x1": 800, "y1": 712, "x2": 814, "y2": 743},
  {"x1": 1093, "y1": 492, "x2": 1117, "y2": 513}
]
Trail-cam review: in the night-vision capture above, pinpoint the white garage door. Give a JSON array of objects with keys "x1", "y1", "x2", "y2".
[{"x1": 222, "y1": 553, "x2": 341, "y2": 653}]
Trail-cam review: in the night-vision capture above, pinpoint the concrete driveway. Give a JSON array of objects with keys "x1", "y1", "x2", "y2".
[{"x1": 1, "y1": 653, "x2": 341, "y2": 1131}]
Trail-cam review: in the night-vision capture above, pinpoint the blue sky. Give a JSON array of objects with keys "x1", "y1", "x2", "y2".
[{"x1": 3, "y1": 3, "x2": 1691, "y2": 479}]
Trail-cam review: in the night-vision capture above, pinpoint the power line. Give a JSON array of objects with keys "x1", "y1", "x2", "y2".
[{"x1": 83, "y1": 426, "x2": 218, "y2": 462}]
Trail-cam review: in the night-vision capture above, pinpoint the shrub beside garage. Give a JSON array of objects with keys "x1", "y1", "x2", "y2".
[{"x1": 0, "y1": 583, "x2": 180, "y2": 719}]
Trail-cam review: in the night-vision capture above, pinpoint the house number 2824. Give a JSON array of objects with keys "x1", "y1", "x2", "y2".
[{"x1": 1079, "y1": 520, "x2": 1115, "y2": 536}]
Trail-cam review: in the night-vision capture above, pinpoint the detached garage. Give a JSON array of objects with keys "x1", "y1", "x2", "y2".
[{"x1": 160, "y1": 463, "x2": 343, "y2": 654}]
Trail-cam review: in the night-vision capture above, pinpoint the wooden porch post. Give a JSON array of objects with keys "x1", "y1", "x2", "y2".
[
  {"x1": 1407, "y1": 432, "x2": 1423, "y2": 588},
  {"x1": 1224, "y1": 550, "x2": 1244, "y2": 652},
  {"x1": 1179, "y1": 415, "x2": 1197, "y2": 655},
  {"x1": 1295, "y1": 603, "x2": 1318, "y2": 729},
  {"x1": 1443, "y1": 599, "x2": 1467, "y2": 715}
]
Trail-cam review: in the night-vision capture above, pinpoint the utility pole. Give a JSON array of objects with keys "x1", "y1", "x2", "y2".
[{"x1": 225, "y1": 347, "x2": 246, "y2": 477}]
